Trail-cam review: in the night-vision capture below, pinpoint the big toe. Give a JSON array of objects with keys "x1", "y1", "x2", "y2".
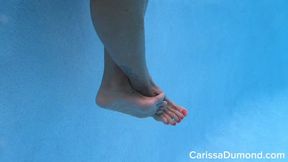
[{"x1": 179, "y1": 107, "x2": 188, "y2": 116}]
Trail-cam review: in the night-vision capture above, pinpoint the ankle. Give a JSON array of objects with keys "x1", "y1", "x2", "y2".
[
  {"x1": 148, "y1": 79, "x2": 163, "y2": 95},
  {"x1": 100, "y1": 77, "x2": 130, "y2": 91},
  {"x1": 128, "y1": 79, "x2": 162, "y2": 97}
]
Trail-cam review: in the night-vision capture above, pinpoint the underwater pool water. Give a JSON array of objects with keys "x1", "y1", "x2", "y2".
[{"x1": 1, "y1": 0, "x2": 288, "y2": 162}]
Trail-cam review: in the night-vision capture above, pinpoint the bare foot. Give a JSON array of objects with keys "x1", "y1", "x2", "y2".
[
  {"x1": 114, "y1": 76, "x2": 188, "y2": 125},
  {"x1": 97, "y1": 51, "x2": 187, "y2": 125},
  {"x1": 96, "y1": 81, "x2": 166, "y2": 118}
]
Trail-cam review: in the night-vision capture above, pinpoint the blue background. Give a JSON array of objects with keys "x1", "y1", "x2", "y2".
[{"x1": 1, "y1": 0, "x2": 288, "y2": 162}]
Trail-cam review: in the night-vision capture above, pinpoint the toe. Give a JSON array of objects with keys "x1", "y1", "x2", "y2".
[
  {"x1": 162, "y1": 112, "x2": 177, "y2": 125},
  {"x1": 176, "y1": 106, "x2": 188, "y2": 117},
  {"x1": 167, "y1": 106, "x2": 184, "y2": 121},
  {"x1": 179, "y1": 106, "x2": 188, "y2": 116},
  {"x1": 164, "y1": 100, "x2": 184, "y2": 118},
  {"x1": 163, "y1": 108, "x2": 180, "y2": 123},
  {"x1": 160, "y1": 114, "x2": 170, "y2": 125},
  {"x1": 153, "y1": 113, "x2": 177, "y2": 125},
  {"x1": 155, "y1": 101, "x2": 167, "y2": 115},
  {"x1": 165, "y1": 97, "x2": 188, "y2": 117},
  {"x1": 154, "y1": 114, "x2": 169, "y2": 125},
  {"x1": 153, "y1": 114, "x2": 162, "y2": 121}
]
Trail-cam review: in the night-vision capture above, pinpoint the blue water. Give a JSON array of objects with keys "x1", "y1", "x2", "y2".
[{"x1": 1, "y1": 0, "x2": 288, "y2": 162}]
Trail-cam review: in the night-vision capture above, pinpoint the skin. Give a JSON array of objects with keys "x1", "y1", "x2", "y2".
[
  {"x1": 96, "y1": 49, "x2": 167, "y2": 119},
  {"x1": 97, "y1": 49, "x2": 186, "y2": 125},
  {"x1": 91, "y1": 0, "x2": 188, "y2": 125}
]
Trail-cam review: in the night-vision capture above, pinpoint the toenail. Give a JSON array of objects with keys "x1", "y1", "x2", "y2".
[{"x1": 182, "y1": 110, "x2": 187, "y2": 116}]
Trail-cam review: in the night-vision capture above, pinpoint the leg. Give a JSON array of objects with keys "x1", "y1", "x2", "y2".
[
  {"x1": 90, "y1": 0, "x2": 154, "y2": 96},
  {"x1": 90, "y1": 0, "x2": 188, "y2": 123}
]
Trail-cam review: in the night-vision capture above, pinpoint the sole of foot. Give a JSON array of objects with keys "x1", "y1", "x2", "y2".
[{"x1": 96, "y1": 84, "x2": 167, "y2": 118}]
